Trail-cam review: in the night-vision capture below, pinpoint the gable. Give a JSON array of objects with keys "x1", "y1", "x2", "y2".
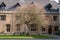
[
  {"x1": 0, "y1": 0, "x2": 19, "y2": 9},
  {"x1": 0, "y1": 0, "x2": 58, "y2": 11}
]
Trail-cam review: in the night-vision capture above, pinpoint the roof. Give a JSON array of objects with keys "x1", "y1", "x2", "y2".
[
  {"x1": 0, "y1": 0, "x2": 58, "y2": 12},
  {"x1": 0, "y1": 0, "x2": 19, "y2": 9}
]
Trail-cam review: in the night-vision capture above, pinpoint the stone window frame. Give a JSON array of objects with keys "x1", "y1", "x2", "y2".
[
  {"x1": 30, "y1": 23, "x2": 37, "y2": 31},
  {"x1": 53, "y1": 16, "x2": 57, "y2": 21},
  {"x1": 0, "y1": 15, "x2": 6, "y2": 21},
  {"x1": 42, "y1": 27, "x2": 46, "y2": 31},
  {"x1": 54, "y1": 26, "x2": 59, "y2": 31},
  {"x1": 6, "y1": 24, "x2": 10, "y2": 32}
]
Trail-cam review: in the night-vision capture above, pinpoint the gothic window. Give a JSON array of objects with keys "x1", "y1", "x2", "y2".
[{"x1": 6, "y1": 24, "x2": 10, "y2": 32}]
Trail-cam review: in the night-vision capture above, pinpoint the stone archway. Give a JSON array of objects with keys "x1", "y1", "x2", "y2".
[{"x1": 20, "y1": 24, "x2": 29, "y2": 35}]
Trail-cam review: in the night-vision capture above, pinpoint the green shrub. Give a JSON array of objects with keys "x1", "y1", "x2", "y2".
[{"x1": 55, "y1": 30, "x2": 60, "y2": 35}]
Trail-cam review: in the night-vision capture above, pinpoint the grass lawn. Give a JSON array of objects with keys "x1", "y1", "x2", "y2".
[{"x1": 0, "y1": 35, "x2": 54, "y2": 38}]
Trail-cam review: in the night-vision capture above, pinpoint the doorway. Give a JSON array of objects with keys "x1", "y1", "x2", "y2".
[{"x1": 48, "y1": 26, "x2": 52, "y2": 34}]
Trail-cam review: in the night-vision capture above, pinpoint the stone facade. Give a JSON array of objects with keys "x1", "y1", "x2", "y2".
[{"x1": 0, "y1": 0, "x2": 59, "y2": 35}]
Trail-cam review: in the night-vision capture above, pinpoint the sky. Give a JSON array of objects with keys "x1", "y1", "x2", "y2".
[{"x1": 54, "y1": 0, "x2": 58, "y2": 3}]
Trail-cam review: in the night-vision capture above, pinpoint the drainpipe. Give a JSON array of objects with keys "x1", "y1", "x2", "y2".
[
  {"x1": 12, "y1": 13, "x2": 14, "y2": 35},
  {"x1": 59, "y1": 0, "x2": 60, "y2": 30}
]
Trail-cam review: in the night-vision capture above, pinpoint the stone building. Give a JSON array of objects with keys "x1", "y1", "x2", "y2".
[{"x1": 0, "y1": 0, "x2": 59, "y2": 35}]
